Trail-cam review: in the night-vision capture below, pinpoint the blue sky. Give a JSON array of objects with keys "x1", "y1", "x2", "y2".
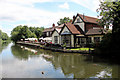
[{"x1": 0, "y1": 0, "x2": 101, "y2": 36}]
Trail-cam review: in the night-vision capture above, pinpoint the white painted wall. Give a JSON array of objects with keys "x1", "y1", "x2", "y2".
[
  {"x1": 61, "y1": 26, "x2": 71, "y2": 34},
  {"x1": 73, "y1": 16, "x2": 85, "y2": 31},
  {"x1": 52, "y1": 30, "x2": 59, "y2": 44},
  {"x1": 71, "y1": 35, "x2": 74, "y2": 47}
]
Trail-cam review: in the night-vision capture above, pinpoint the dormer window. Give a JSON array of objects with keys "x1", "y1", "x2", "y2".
[{"x1": 77, "y1": 18, "x2": 80, "y2": 23}]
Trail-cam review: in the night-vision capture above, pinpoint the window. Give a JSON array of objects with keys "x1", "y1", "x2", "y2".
[
  {"x1": 94, "y1": 37, "x2": 100, "y2": 42},
  {"x1": 46, "y1": 32, "x2": 49, "y2": 36},
  {"x1": 77, "y1": 18, "x2": 81, "y2": 23},
  {"x1": 80, "y1": 38, "x2": 86, "y2": 44},
  {"x1": 61, "y1": 35, "x2": 71, "y2": 46},
  {"x1": 54, "y1": 36, "x2": 58, "y2": 44},
  {"x1": 78, "y1": 38, "x2": 80, "y2": 45},
  {"x1": 88, "y1": 37, "x2": 92, "y2": 43}
]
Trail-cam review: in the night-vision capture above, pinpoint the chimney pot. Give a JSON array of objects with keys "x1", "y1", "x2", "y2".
[
  {"x1": 52, "y1": 23, "x2": 55, "y2": 27},
  {"x1": 83, "y1": 13, "x2": 84, "y2": 19},
  {"x1": 73, "y1": 15, "x2": 76, "y2": 21},
  {"x1": 70, "y1": 20, "x2": 72, "y2": 23}
]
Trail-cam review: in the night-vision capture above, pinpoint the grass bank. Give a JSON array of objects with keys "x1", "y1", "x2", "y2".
[{"x1": 67, "y1": 48, "x2": 94, "y2": 51}]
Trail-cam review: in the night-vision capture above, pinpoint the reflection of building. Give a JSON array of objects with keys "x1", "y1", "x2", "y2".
[
  {"x1": 42, "y1": 52, "x2": 106, "y2": 78},
  {"x1": 43, "y1": 13, "x2": 105, "y2": 47}
]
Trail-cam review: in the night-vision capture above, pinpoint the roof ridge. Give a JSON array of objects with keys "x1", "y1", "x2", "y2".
[{"x1": 78, "y1": 13, "x2": 98, "y2": 19}]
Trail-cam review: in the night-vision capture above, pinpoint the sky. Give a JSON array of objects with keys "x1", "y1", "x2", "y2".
[{"x1": 0, "y1": 0, "x2": 101, "y2": 36}]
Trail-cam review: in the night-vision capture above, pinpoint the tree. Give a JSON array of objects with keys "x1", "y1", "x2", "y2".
[
  {"x1": 57, "y1": 17, "x2": 72, "y2": 25},
  {"x1": 0, "y1": 29, "x2": 9, "y2": 41},
  {"x1": 97, "y1": 0, "x2": 120, "y2": 56},
  {"x1": 11, "y1": 25, "x2": 22, "y2": 42},
  {"x1": 1, "y1": 32, "x2": 9, "y2": 40},
  {"x1": 97, "y1": 0, "x2": 120, "y2": 32},
  {"x1": 11, "y1": 25, "x2": 44, "y2": 42},
  {"x1": 29, "y1": 27, "x2": 44, "y2": 38}
]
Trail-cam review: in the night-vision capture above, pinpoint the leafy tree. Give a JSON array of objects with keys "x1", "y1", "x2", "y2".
[
  {"x1": 29, "y1": 27, "x2": 44, "y2": 38},
  {"x1": 97, "y1": 0, "x2": 120, "y2": 56},
  {"x1": 57, "y1": 17, "x2": 72, "y2": 25},
  {"x1": 1, "y1": 32, "x2": 9, "y2": 40},
  {"x1": 11, "y1": 25, "x2": 22, "y2": 42},
  {"x1": 11, "y1": 25, "x2": 44, "y2": 42},
  {"x1": 19, "y1": 25, "x2": 36, "y2": 38},
  {"x1": 0, "y1": 29, "x2": 9, "y2": 41}
]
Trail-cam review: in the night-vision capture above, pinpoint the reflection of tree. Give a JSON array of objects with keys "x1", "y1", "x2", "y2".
[
  {"x1": 42, "y1": 52, "x2": 106, "y2": 78},
  {"x1": 85, "y1": 56, "x2": 120, "y2": 78},
  {"x1": 11, "y1": 45, "x2": 36, "y2": 60},
  {"x1": 112, "y1": 65, "x2": 120, "y2": 78},
  {"x1": 0, "y1": 42, "x2": 10, "y2": 53}
]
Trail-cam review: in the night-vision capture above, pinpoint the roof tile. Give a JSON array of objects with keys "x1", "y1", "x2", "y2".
[
  {"x1": 78, "y1": 14, "x2": 99, "y2": 24},
  {"x1": 86, "y1": 29, "x2": 103, "y2": 35},
  {"x1": 65, "y1": 23, "x2": 81, "y2": 34}
]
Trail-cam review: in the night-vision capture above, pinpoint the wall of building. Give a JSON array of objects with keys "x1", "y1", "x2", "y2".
[
  {"x1": 71, "y1": 35, "x2": 74, "y2": 47},
  {"x1": 86, "y1": 23, "x2": 103, "y2": 32},
  {"x1": 61, "y1": 26, "x2": 71, "y2": 34},
  {"x1": 52, "y1": 31, "x2": 59, "y2": 44},
  {"x1": 73, "y1": 16, "x2": 85, "y2": 31}
]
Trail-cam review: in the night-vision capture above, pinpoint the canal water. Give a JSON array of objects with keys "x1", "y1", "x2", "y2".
[{"x1": 0, "y1": 42, "x2": 120, "y2": 78}]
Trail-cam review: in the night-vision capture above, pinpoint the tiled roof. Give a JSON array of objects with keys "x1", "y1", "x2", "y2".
[
  {"x1": 86, "y1": 29, "x2": 104, "y2": 35},
  {"x1": 43, "y1": 24, "x2": 64, "y2": 32},
  {"x1": 65, "y1": 23, "x2": 81, "y2": 34},
  {"x1": 58, "y1": 24, "x2": 64, "y2": 28},
  {"x1": 78, "y1": 13, "x2": 99, "y2": 24},
  {"x1": 43, "y1": 28, "x2": 53, "y2": 32},
  {"x1": 75, "y1": 25, "x2": 85, "y2": 35}
]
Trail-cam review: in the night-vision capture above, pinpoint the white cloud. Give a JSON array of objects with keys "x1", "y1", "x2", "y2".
[
  {"x1": 58, "y1": 2, "x2": 69, "y2": 9},
  {"x1": 0, "y1": 0, "x2": 100, "y2": 36},
  {"x1": 0, "y1": 0, "x2": 74, "y2": 36},
  {"x1": 71, "y1": 0, "x2": 100, "y2": 12}
]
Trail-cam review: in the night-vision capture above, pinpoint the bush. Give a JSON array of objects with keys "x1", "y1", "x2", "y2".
[
  {"x1": 96, "y1": 33, "x2": 112, "y2": 55},
  {"x1": 45, "y1": 43, "x2": 62, "y2": 48}
]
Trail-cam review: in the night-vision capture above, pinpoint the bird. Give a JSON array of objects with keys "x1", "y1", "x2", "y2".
[{"x1": 41, "y1": 71, "x2": 44, "y2": 74}]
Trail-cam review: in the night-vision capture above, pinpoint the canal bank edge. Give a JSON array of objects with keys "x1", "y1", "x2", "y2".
[{"x1": 16, "y1": 42, "x2": 94, "y2": 54}]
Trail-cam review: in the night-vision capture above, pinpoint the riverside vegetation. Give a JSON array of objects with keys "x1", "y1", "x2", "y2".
[{"x1": 96, "y1": 1, "x2": 120, "y2": 58}]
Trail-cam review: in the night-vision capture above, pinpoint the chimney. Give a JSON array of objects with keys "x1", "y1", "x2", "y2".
[
  {"x1": 83, "y1": 13, "x2": 84, "y2": 19},
  {"x1": 70, "y1": 20, "x2": 72, "y2": 23},
  {"x1": 73, "y1": 15, "x2": 76, "y2": 21},
  {"x1": 52, "y1": 23, "x2": 55, "y2": 27}
]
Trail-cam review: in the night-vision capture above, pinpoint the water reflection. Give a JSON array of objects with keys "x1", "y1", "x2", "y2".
[
  {"x1": 11, "y1": 44, "x2": 37, "y2": 60},
  {"x1": 41, "y1": 52, "x2": 112, "y2": 78},
  {"x1": 1, "y1": 43, "x2": 120, "y2": 78},
  {"x1": 0, "y1": 41, "x2": 11, "y2": 53}
]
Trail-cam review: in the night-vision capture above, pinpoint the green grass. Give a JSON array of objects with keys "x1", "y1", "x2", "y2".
[{"x1": 67, "y1": 48, "x2": 94, "y2": 51}]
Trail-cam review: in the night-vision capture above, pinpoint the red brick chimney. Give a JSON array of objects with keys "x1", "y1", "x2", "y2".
[
  {"x1": 52, "y1": 23, "x2": 55, "y2": 27},
  {"x1": 70, "y1": 20, "x2": 72, "y2": 23}
]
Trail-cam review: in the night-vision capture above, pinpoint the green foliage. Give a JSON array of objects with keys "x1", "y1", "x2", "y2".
[
  {"x1": 96, "y1": 1, "x2": 120, "y2": 56},
  {"x1": 67, "y1": 48, "x2": 94, "y2": 51},
  {"x1": 1, "y1": 32, "x2": 9, "y2": 40},
  {"x1": 97, "y1": 1, "x2": 120, "y2": 30},
  {"x1": 63, "y1": 43, "x2": 66, "y2": 47},
  {"x1": 29, "y1": 27, "x2": 44, "y2": 38},
  {"x1": 57, "y1": 17, "x2": 72, "y2": 25},
  {"x1": 0, "y1": 29, "x2": 9, "y2": 41},
  {"x1": 11, "y1": 25, "x2": 44, "y2": 42},
  {"x1": 98, "y1": 33, "x2": 112, "y2": 50}
]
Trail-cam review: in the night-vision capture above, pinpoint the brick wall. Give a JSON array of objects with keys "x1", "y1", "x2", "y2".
[{"x1": 85, "y1": 23, "x2": 103, "y2": 32}]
